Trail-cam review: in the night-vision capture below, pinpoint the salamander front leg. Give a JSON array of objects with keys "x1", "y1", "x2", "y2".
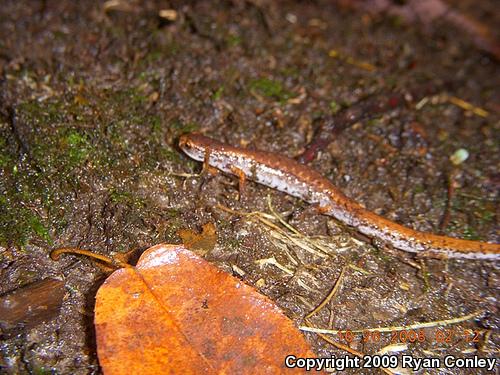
[{"x1": 202, "y1": 147, "x2": 219, "y2": 176}]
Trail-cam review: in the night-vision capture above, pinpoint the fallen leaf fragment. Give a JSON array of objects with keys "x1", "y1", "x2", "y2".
[
  {"x1": 0, "y1": 278, "x2": 65, "y2": 333},
  {"x1": 95, "y1": 244, "x2": 315, "y2": 374},
  {"x1": 178, "y1": 222, "x2": 217, "y2": 255},
  {"x1": 103, "y1": 0, "x2": 136, "y2": 13},
  {"x1": 159, "y1": 9, "x2": 178, "y2": 21}
]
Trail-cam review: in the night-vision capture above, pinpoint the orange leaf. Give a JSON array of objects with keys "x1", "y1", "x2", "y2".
[
  {"x1": 178, "y1": 222, "x2": 217, "y2": 255},
  {"x1": 95, "y1": 244, "x2": 315, "y2": 374}
]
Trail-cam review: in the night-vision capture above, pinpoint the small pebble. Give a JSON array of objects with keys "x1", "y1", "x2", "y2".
[{"x1": 449, "y1": 148, "x2": 469, "y2": 165}]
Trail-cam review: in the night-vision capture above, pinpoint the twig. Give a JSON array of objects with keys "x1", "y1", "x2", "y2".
[
  {"x1": 297, "y1": 83, "x2": 443, "y2": 164},
  {"x1": 299, "y1": 309, "x2": 484, "y2": 335},
  {"x1": 306, "y1": 266, "x2": 347, "y2": 319},
  {"x1": 266, "y1": 195, "x2": 301, "y2": 235},
  {"x1": 448, "y1": 96, "x2": 489, "y2": 117},
  {"x1": 304, "y1": 319, "x2": 395, "y2": 375},
  {"x1": 216, "y1": 203, "x2": 330, "y2": 258}
]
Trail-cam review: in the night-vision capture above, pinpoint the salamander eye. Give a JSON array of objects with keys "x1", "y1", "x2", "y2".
[{"x1": 180, "y1": 138, "x2": 193, "y2": 149}]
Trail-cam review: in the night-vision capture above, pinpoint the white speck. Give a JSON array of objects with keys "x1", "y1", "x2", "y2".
[
  {"x1": 286, "y1": 13, "x2": 297, "y2": 23},
  {"x1": 236, "y1": 229, "x2": 249, "y2": 239}
]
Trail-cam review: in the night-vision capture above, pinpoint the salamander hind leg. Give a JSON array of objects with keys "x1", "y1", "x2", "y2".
[{"x1": 230, "y1": 166, "x2": 247, "y2": 201}]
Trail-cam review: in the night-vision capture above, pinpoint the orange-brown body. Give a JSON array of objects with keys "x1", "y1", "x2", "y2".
[{"x1": 179, "y1": 133, "x2": 499, "y2": 260}]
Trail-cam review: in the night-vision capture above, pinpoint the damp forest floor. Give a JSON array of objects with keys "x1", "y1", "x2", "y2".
[{"x1": 0, "y1": 1, "x2": 499, "y2": 374}]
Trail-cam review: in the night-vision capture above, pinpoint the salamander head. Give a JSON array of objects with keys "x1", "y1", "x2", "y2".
[
  {"x1": 179, "y1": 132, "x2": 232, "y2": 161},
  {"x1": 178, "y1": 132, "x2": 208, "y2": 161}
]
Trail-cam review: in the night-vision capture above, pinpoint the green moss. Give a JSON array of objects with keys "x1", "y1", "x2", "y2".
[
  {"x1": 110, "y1": 190, "x2": 145, "y2": 208},
  {"x1": 141, "y1": 40, "x2": 180, "y2": 67},
  {"x1": 369, "y1": 241, "x2": 392, "y2": 262},
  {"x1": 164, "y1": 217, "x2": 183, "y2": 241},
  {"x1": 150, "y1": 115, "x2": 162, "y2": 137},
  {"x1": 226, "y1": 34, "x2": 242, "y2": 47},
  {"x1": 212, "y1": 86, "x2": 224, "y2": 101},
  {"x1": 1, "y1": 80, "x2": 217, "y2": 248},
  {"x1": 312, "y1": 110, "x2": 325, "y2": 119},
  {"x1": 0, "y1": 154, "x2": 11, "y2": 168},
  {"x1": 280, "y1": 66, "x2": 300, "y2": 78},
  {"x1": 479, "y1": 210, "x2": 494, "y2": 222},
  {"x1": 226, "y1": 238, "x2": 242, "y2": 251},
  {"x1": 28, "y1": 362, "x2": 56, "y2": 375},
  {"x1": 27, "y1": 215, "x2": 52, "y2": 243},
  {"x1": 462, "y1": 226, "x2": 480, "y2": 241},
  {"x1": 366, "y1": 118, "x2": 381, "y2": 127},
  {"x1": 249, "y1": 78, "x2": 295, "y2": 103},
  {"x1": 0, "y1": 134, "x2": 55, "y2": 247},
  {"x1": 450, "y1": 192, "x2": 495, "y2": 230},
  {"x1": 0, "y1": 137, "x2": 12, "y2": 168},
  {"x1": 171, "y1": 120, "x2": 200, "y2": 135},
  {"x1": 112, "y1": 87, "x2": 146, "y2": 107},
  {"x1": 0, "y1": 82, "x2": 194, "y2": 248},
  {"x1": 0, "y1": 202, "x2": 51, "y2": 247},
  {"x1": 165, "y1": 208, "x2": 181, "y2": 219},
  {"x1": 64, "y1": 130, "x2": 91, "y2": 166},
  {"x1": 20, "y1": 99, "x2": 68, "y2": 125},
  {"x1": 329, "y1": 100, "x2": 340, "y2": 114},
  {"x1": 146, "y1": 50, "x2": 164, "y2": 63},
  {"x1": 413, "y1": 185, "x2": 425, "y2": 194},
  {"x1": 389, "y1": 15, "x2": 405, "y2": 28},
  {"x1": 159, "y1": 147, "x2": 181, "y2": 163}
]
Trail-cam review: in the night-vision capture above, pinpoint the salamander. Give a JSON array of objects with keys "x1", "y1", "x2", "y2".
[{"x1": 179, "y1": 133, "x2": 500, "y2": 260}]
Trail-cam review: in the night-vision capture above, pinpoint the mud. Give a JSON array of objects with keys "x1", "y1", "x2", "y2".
[{"x1": 0, "y1": 1, "x2": 498, "y2": 373}]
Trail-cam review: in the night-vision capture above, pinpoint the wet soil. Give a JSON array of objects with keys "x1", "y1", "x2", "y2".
[{"x1": 0, "y1": 1, "x2": 498, "y2": 374}]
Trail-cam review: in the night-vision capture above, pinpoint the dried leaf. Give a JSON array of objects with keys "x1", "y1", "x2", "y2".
[
  {"x1": 0, "y1": 278, "x2": 65, "y2": 333},
  {"x1": 178, "y1": 222, "x2": 217, "y2": 255},
  {"x1": 95, "y1": 244, "x2": 314, "y2": 374}
]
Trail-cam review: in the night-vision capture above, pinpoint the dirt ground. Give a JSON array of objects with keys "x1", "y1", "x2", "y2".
[{"x1": 0, "y1": 1, "x2": 498, "y2": 374}]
